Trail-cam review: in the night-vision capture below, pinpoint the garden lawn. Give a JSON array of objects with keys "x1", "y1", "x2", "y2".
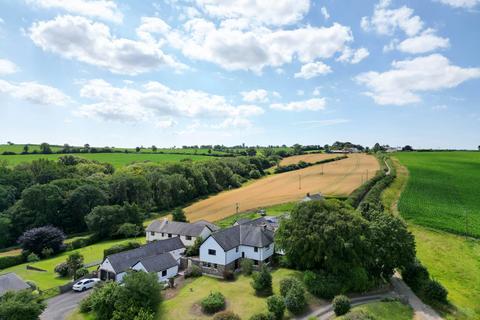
[
  {"x1": 0, "y1": 152, "x2": 214, "y2": 167},
  {"x1": 395, "y1": 152, "x2": 480, "y2": 237},
  {"x1": 337, "y1": 301, "x2": 413, "y2": 320},
  {"x1": 0, "y1": 237, "x2": 145, "y2": 290},
  {"x1": 158, "y1": 268, "x2": 322, "y2": 320}
]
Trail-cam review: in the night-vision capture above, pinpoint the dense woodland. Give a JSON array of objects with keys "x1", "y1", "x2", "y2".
[{"x1": 0, "y1": 154, "x2": 273, "y2": 248}]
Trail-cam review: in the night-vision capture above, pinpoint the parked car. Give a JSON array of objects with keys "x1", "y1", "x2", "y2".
[{"x1": 72, "y1": 278, "x2": 101, "y2": 292}]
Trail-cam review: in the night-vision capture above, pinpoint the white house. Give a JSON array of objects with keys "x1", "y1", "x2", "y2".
[
  {"x1": 131, "y1": 253, "x2": 179, "y2": 283},
  {"x1": 198, "y1": 224, "x2": 275, "y2": 276},
  {"x1": 98, "y1": 237, "x2": 185, "y2": 283},
  {"x1": 146, "y1": 219, "x2": 219, "y2": 246}
]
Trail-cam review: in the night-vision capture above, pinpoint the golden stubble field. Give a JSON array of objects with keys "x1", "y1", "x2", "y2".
[
  {"x1": 185, "y1": 154, "x2": 379, "y2": 222},
  {"x1": 279, "y1": 153, "x2": 339, "y2": 166}
]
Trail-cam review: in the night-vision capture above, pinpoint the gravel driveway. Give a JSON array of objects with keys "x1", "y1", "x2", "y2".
[{"x1": 40, "y1": 290, "x2": 91, "y2": 320}]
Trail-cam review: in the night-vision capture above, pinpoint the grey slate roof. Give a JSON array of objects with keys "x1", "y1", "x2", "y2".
[
  {"x1": 210, "y1": 225, "x2": 274, "y2": 251},
  {"x1": 235, "y1": 216, "x2": 281, "y2": 231},
  {"x1": 146, "y1": 219, "x2": 218, "y2": 236},
  {"x1": 302, "y1": 193, "x2": 324, "y2": 201},
  {"x1": 0, "y1": 273, "x2": 30, "y2": 296},
  {"x1": 105, "y1": 237, "x2": 184, "y2": 274},
  {"x1": 134, "y1": 252, "x2": 178, "y2": 273}
]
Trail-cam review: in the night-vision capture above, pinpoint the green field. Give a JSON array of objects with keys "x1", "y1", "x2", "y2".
[
  {"x1": 396, "y1": 152, "x2": 480, "y2": 237},
  {"x1": 337, "y1": 301, "x2": 413, "y2": 320},
  {"x1": 0, "y1": 152, "x2": 214, "y2": 167}
]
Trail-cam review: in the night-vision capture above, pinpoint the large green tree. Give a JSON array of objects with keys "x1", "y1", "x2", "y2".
[
  {"x1": 85, "y1": 204, "x2": 143, "y2": 239},
  {"x1": 0, "y1": 290, "x2": 45, "y2": 320}
]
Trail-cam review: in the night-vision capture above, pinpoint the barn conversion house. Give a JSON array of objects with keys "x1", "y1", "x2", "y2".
[{"x1": 146, "y1": 219, "x2": 219, "y2": 246}]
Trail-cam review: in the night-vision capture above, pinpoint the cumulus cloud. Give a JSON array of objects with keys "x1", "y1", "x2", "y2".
[
  {"x1": 26, "y1": 0, "x2": 123, "y2": 23},
  {"x1": 437, "y1": 0, "x2": 480, "y2": 8},
  {"x1": 337, "y1": 47, "x2": 369, "y2": 64},
  {"x1": 0, "y1": 59, "x2": 18, "y2": 75},
  {"x1": 241, "y1": 89, "x2": 269, "y2": 103},
  {"x1": 77, "y1": 79, "x2": 264, "y2": 128},
  {"x1": 166, "y1": 19, "x2": 353, "y2": 72},
  {"x1": 361, "y1": 0, "x2": 423, "y2": 37},
  {"x1": 321, "y1": 6, "x2": 330, "y2": 20},
  {"x1": 356, "y1": 54, "x2": 480, "y2": 105},
  {"x1": 395, "y1": 29, "x2": 450, "y2": 54},
  {"x1": 29, "y1": 15, "x2": 187, "y2": 75},
  {"x1": 270, "y1": 98, "x2": 326, "y2": 111},
  {"x1": 195, "y1": 0, "x2": 310, "y2": 26},
  {"x1": 294, "y1": 61, "x2": 332, "y2": 79},
  {"x1": 0, "y1": 80, "x2": 71, "y2": 106}
]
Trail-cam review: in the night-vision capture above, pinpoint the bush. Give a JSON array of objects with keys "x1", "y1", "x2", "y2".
[
  {"x1": 27, "y1": 253, "x2": 40, "y2": 262},
  {"x1": 18, "y1": 226, "x2": 66, "y2": 256},
  {"x1": 249, "y1": 313, "x2": 275, "y2": 320},
  {"x1": 185, "y1": 265, "x2": 202, "y2": 278},
  {"x1": 79, "y1": 294, "x2": 94, "y2": 313},
  {"x1": 266, "y1": 295, "x2": 285, "y2": 320},
  {"x1": 284, "y1": 283, "x2": 306, "y2": 315},
  {"x1": 251, "y1": 265, "x2": 272, "y2": 296},
  {"x1": 41, "y1": 247, "x2": 54, "y2": 258},
  {"x1": 201, "y1": 291, "x2": 225, "y2": 314},
  {"x1": 133, "y1": 308, "x2": 155, "y2": 320},
  {"x1": 342, "y1": 310, "x2": 375, "y2": 320},
  {"x1": 0, "y1": 290, "x2": 46, "y2": 320},
  {"x1": 0, "y1": 254, "x2": 25, "y2": 269},
  {"x1": 103, "y1": 242, "x2": 141, "y2": 258},
  {"x1": 249, "y1": 170, "x2": 261, "y2": 179},
  {"x1": 54, "y1": 262, "x2": 70, "y2": 277},
  {"x1": 344, "y1": 267, "x2": 371, "y2": 293},
  {"x1": 75, "y1": 268, "x2": 90, "y2": 279},
  {"x1": 186, "y1": 237, "x2": 202, "y2": 257},
  {"x1": 424, "y1": 279, "x2": 448, "y2": 304},
  {"x1": 280, "y1": 277, "x2": 302, "y2": 297},
  {"x1": 241, "y1": 259, "x2": 254, "y2": 276},
  {"x1": 115, "y1": 223, "x2": 143, "y2": 238},
  {"x1": 70, "y1": 238, "x2": 87, "y2": 250},
  {"x1": 25, "y1": 280, "x2": 37, "y2": 291},
  {"x1": 333, "y1": 295, "x2": 351, "y2": 316},
  {"x1": 213, "y1": 310, "x2": 241, "y2": 320},
  {"x1": 303, "y1": 271, "x2": 343, "y2": 299},
  {"x1": 402, "y1": 260, "x2": 429, "y2": 291}
]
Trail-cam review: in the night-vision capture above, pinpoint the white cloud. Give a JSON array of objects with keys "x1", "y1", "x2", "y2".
[
  {"x1": 29, "y1": 15, "x2": 187, "y2": 75},
  {"x1": 312, "y1": 87, "x2": 321, "y2": 96},
  {"x1": 0, "y1": 59, "x2": 18, "y2": 75},
  {"x1": 361, "y1": 0, "x2": 424, "y2": 37},
  {"x1": 296, "y1": 90, "x2": 305, "y2": 96},
  {"x1": 356, "y1": 54, "x2": 480, "y2": 105},
  {"x1": 0, "y1": 80, "x2": 71, "y2": 106},
  {"x1": 321, "y1": 6, "x2": 330, "y2": 20},
  {"x1": 194, "y1": 0, "x2": 310, "y2": 26},
  {"x1": 270, "y1": 98, "x2": 326, "y2": 111},
  {"x1": 26, "y1": 0, "x2": 123, "y2": 23},
  {"x1": 241, "y1": 89, "x2": 269, "y2": 103},
  {"x1": 167, "y1": 19, "x2": 353, "y2": 72},
  {"x1": 432, "y1": 104, "x2": 448, "y2": 110},
  {"x1": 437, "y1": 0, "x2": 480, "y2": 8},
  {"x1": 396, "y1": 29, "x2": 450, "y2": 54},
  {"x1": 77, "y1": 79, "x2": 264, "y2": 127},
  {"x1": 294, "y1": 119, "x2": 350, "y2": 126},
  {"x1": 337, "y1": 47, "x2": 369, "y2": 64},
  {"x1": 294, "y1": 61, "x2": 332, "y2": 79}
]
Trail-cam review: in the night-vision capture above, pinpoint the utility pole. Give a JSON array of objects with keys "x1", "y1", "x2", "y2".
[
  {"x1": 299, "y1": 175, "x2": 302, "y2": 190},
  {"x1": 366, "y1": 169, "x2": 369, "y2": 180},
  {"x1": 236, "y1": 202, "x2": 239, "y2": 214}
]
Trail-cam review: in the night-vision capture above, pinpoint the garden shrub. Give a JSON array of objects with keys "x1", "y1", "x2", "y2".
[
  {"x1": 54, "y1": 262, "x2": 70, "y2": 277},
  {"x1": 41, "y1": 247, "x2": 54, "y2": 258},
  {"x1": 0, "y1": 254, "x2": 25, "y2": 269},
  {"x1": 266, "y1": 295, "x2": 285, "y2": 320},
  {"x1": 213, "y1": 310, "x2": 241, "y2": 320},
  {"x1": 402, "y1": 260, "x2": 429, "y2": 291},
  {"x1": 79, "y1": 294, "x2": 94, "y2": 313},
  {"x1": 27, "y1": 253, "x2": 40, "y2": 263},
  {"x1": 249, "y1": 313, "x2": 275, "y2": 320},
  {"x1": 424, "y1": 279, "x2": 448, "y2": 304},
  {"x1": 284, "y1": 283, "x2": 306, "y2": 315},
  {"x1": 133, "y1": 308, "x2": 155, "y2": 320},
  {"x1": 185, "y1": 265, "x2": 202, "y2": 278},
  {"x1": 75, "y1": 268, "x2": 90, "y2": 279},
  {"x1": 333, "y1": 295, "x2": 351, "y2": 316},
  {"x1": 103, "y1": 242, "x2": 141, "y2": 258},
  {"x1": 201, "y1": 292, "x2": 225, "y2": 314},
  {"x1": 303, "y1": 271, "x2": 343, "y2": 299},
  {"x1": 71, "y1": 238, "x2": 87, "y2": 250},
  {"x1": 115, "y1": 223, "x2": 143, "y2": 238},
  {"x1": 241, "y1": 259, "x2": 254, "y2": 275},
  {"x1": 280, "y1": 277, "x2": 302, "y2": 297},
  {"x1": 25, "y1": 280, "x2": 37, "y2": 290},
  {"x1": 343, "y1": 267, "x2": 371, "y2": 293},
  {"x1": 251, "y1": 265, "x2": 272, "y2": 296}
]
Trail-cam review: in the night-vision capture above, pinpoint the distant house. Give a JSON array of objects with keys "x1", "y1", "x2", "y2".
[
  {"x1": 197, "y1": 224, "x2": 275, "y2": 276},
  {"x1": 98, "y1": 237, "x2": 185, "y2": 282},
  {"x1": 301, "y1": 193, "x2": 324, "y2": 202},
  {"x1": 234, "y1": 216, "x2": 280, "y2": 231},
  {"x1": 0, "y1": 273, "x2": 30, "y2": 296},
  {"x1": 146, "y1": 219, "x2": 219, "y2": 246}
]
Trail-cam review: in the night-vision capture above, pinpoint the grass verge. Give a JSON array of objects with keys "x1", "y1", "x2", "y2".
[{"x1": 337, "y1": 301, "x2": 413, "y2": 320}]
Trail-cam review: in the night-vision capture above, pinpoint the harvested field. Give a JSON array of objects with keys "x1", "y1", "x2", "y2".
[
  {"x1": 279, "y1": 153, "x2": 339, "y2": 166},
  {"x1": 185, "y1": 154, "x2": 379, "y2": 222}
]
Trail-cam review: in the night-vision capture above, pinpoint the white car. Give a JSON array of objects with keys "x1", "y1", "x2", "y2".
[{"x1": 72, "y1": 278, "x2": 101, "y2": 292}]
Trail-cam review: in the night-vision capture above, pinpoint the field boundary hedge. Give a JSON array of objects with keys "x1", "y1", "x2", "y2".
[{"x1": 274, "y1": 155, "x2": 347, "y2": 174}]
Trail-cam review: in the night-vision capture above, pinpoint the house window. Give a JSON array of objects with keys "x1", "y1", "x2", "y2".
[
  {"x1": 254, "y1": 247, "x2": 258, "y2": 252},
  {"x1": 168, "y1": 233, "x2": 172, "y2": 238},
  {"x1": 186, "y1": 235, "x2": 192, "y2": 240},
  {"x1": 235, "y1": 247, "x2": 238, "y2": 253},
  {"x1": 162, "y1": 270, "x2": 167, "y2": 277},
  {"x1": 150, "y1": 232, "x2": 155, "y2": 236},
  {"x1": 254, "y1": 260, "x2": 259, "y2": 265},
  {"x1": 161, "y1": 233, "x2": 164, "y2": 237},
  {"x1": 208, "y1": 249, "x2": 216, "y2": 256}
]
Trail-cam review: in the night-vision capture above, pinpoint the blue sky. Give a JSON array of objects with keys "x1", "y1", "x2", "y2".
[{"x1": 0, "y1": 0, "x2": 479, "y2": 149}]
